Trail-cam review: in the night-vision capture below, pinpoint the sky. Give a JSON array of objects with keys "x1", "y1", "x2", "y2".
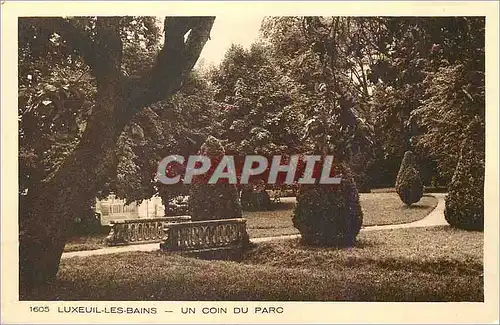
[
  {"x1": 196, "y1": 15, "x2": 265, "y2": 68},
  {"x1": 156, "y1": 16, "x2": 264, "y2": 68}
]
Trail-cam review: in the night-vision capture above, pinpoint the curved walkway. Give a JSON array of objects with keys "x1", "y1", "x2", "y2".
[
  {"x1": 254, "y1": 193, "x2": 447, "y2": 243},
  {"x1": 61, "y1": 193, "x2": 448, "y2": 259}
]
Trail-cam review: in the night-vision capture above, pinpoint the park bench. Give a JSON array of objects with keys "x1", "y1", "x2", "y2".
[
  {"x1": 105, "y1": 216, "x2": 191, "y2": 246},
  {"x1": 159, "y1": 218, "x2": 250, "y2": 260}
]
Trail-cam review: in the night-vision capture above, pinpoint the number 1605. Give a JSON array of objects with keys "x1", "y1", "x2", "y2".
[{"x1": 30, "y1": 306, "x2": 49, "y2": 312}]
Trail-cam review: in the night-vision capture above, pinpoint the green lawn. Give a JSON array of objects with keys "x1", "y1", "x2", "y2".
[
  {"x1": 35, "y1": 226, "x2": 482, "y2": 301},
  {"x1": 245, "y1": 193, "x2": 437, "y2": 238},
  {"x1": 360, "y1": 193, "x2": 437, "y2": 226},
  {"x1": 64, "y1": 233, "x2": 108, "y2": 252},
  {"x1": 63, "y1": 193, "x2": 438, "y2": 251}
]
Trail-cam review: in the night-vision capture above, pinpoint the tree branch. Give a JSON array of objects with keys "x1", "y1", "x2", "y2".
[
  {"x1": 120, "y1": 16, "x2": 215, "y2": 126},
  {"x1": 93, "y1": 17, "x2": 123, "y2": 80}
]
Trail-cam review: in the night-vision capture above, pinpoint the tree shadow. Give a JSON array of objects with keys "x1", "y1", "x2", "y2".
[
  {"x1": 290, "y1": 237, "x2": 379, "y2": 251},
  {"x1": 402, "y1": 204, "x2": 434, "y2": 210},
  {"x1": 268, "y1": 201, "x2": 296, "y2": 211}
]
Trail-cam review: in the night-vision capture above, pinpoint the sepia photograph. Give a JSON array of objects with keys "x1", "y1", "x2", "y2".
[{"x1": 2, "y1": 1, "x2": 499, "y2": 324}]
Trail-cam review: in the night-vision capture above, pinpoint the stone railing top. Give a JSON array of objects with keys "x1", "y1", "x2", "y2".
[
  {"x1": 167, "y1": 218, "x2": 246, "y2": 228},
  {"x1": 109, "y1": 216, "x2": 191, "y2": 224}
]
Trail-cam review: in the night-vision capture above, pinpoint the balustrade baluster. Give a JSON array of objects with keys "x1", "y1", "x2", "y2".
[
  {"x1": 198, "y1": 228, "x2": 202, "y2": 247},
  {"x1": 220, "y1": 225, "x2": 226, "y2": 244},
  {"x1": 146, "y1": 223, "x2": 150, "y2": 239},
  {"x1": 193, "y1": 227, "x2": 199, "y2": 248},
  {"x1": 198, "y1": 226, "x2": 205, "y2": 248},
  {"x1": 122, "y1": 224, "x2": 128, "y2": 242},
  {"x1": 154, "y1": 222, "x2": 159, "y2": 239},
  {"x1": 162, "y1": 222, "x2": 166, "y2": 238},
  {"x1": 159, "y1": 222, "x2": 164, "y2": 239},
  {"x1": 182, "y1": 228, "x2": 187, "y2": 248},
  {"x1": 183, "y1": 228, "x2": 189, "y2": 248},
  {"x1": 191, "y1": 227, "x2": 197, "y2": 248},
  {"x1": 220, "y1": 225, "x2": 226, "y2": 245},
  {"x1": 222, "y1": 225, "x2": 227, "y2": 244},
  {"x1": 145, "y1": 223, "x2": 151, "y2": 240},
  {"x1": 190, "y1": 228, "x2": 196, "y2": 248},
  {"x1": 210, "y1": 225, "x2": 216, "y2": 246},
  {"x1": 216, "y1": 225, "x2": 221, "y2": 245},
  {"x1": 186, "y1": 228, "x2": 191, "y2": 248},
  {"x1": 231, "y1": 224, "x2": 237, "y2": 242},
  {"x1": 127, "y1": 224, "x2": 132, "y2": 242},
  {"x1": 213, "y1": 226, "x2": 218, "y2": 245},
  {"x1": 228, "y1": 225, "x2": 233, "y2": 243}
]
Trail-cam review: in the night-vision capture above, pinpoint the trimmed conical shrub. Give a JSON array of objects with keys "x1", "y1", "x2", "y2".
[
  {"x1": 444, "y1": 136, "x2": 484, "y2": 231},
  {"x1": 292, "y1": 163, "x2": 363, "y2": 247},
  {"x1": 189, "y1": 136, "x2": 242, "y2": 221},
  {"x1": 395, "y1": 151, "x2": 423, "y2": 205}
]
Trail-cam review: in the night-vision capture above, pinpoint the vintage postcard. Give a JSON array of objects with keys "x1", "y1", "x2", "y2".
[{"x1": 1, "y1": 1, "x2": 499, "y2": 324}]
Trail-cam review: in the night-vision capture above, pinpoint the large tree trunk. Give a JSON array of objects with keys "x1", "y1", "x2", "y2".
[
  {"x1": 19, "y1": 78, "x2": 122, "y2": 298},
  {"x1": 19, "y1": 16, "x2": 215, "y2": 299}
]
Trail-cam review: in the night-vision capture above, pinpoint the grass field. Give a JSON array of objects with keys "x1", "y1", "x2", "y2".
[
  {"x1": 64, "y1": 193, "x2": 438, "y2": 252},
  {"x1": 64, "y1": 234, "x2": 108, "y2": 252},
  {"x1": 36, "y1": 226, "x2": 483, "y2": 301}
]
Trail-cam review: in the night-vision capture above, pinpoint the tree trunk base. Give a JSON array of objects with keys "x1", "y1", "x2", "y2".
[{"x1": 19, "y1": 233, "x2": 66, "y2": 300}]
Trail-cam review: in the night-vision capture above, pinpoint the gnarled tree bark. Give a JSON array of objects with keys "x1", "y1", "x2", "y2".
[{"x1": 19, "y1": 16, "x2": 214, "y2": 298}]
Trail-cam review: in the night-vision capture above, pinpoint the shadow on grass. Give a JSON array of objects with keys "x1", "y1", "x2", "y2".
[
  {"x1": 267, "y1": 237, "x2": 380, "y2": 251},
  {"x1": 401, "y1": 204, "x2": 435, "y2": 210},
  {"x1": 241, "y1": 201, "x2": 296, "y2": 213},
  {"x1": 269, "y1": 201, "x2": 296, "y2": 211}
]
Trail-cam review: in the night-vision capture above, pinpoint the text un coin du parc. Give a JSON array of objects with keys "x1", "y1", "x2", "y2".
[{"x1": 180, "y1": 306, "x2": 284, "y2": 314}]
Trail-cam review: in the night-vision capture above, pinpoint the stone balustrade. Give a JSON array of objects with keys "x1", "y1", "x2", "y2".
[
  {"x1": 105, "y1": 216, "x2": 191, "y2": 246},
  {"x1": 160, "y1": 218, "x2": 249, "y2": 252}
]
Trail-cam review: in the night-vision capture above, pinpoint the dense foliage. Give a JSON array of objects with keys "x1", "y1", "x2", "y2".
[
  {"x1": 444, "y1": 130, "x2": 484, "y2": 231},
  {"x1": 240, "y1": 183, "x2": 271, "y2": 211},
  {"x1": 211, "y1": 43, "x2": 305, "y2": 156},
  {"x1": 368, "y1": 17, "x2": 485, "y2": 187},
  {"x1": 189, "y1": 136, "x2": 242, "y2": 221},
  {"x1": 395, "y1": 151, "x2": 424, "y2": 205},
  {"x1": 209, "y1": 43, "x2": 304, "y2": 210}
]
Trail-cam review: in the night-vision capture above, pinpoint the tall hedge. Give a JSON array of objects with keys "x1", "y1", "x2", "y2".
[
  {"x1": 189, "y1": 136, "x2": 242, "y2": 221},
  {"x1": 444, "y1": 137, "x2": 484, "y2": 231},
  {"x1": 292, "y1": 163, "x2": 363, "y2": 247},
  {"x1": 395, "y1": 151, "x2": 423, "y2": 205}
]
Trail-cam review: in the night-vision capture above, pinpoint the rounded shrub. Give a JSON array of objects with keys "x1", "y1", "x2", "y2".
[
  {"x1": 395, "y1": 151, "x2": 423, "y2": 205},
  {"x1": 444, "y1": 137, "x2": 484, "y2": 231},
  {"x1": 292, "y1": 163, "x2": 363, "y2": 247},
  {"x1": 188, "y1": 136, "x2": 242, "y2": 221},
  {"x1": 240, "y1": 181, "x2": 271, "y2": 211}
]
